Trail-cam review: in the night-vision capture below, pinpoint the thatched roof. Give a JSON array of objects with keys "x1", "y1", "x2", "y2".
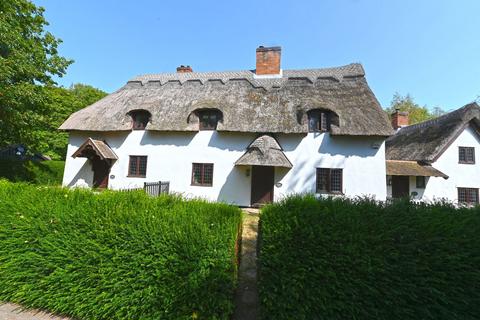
[
  {"x1": 235, "y1": 135, "x2": 292, "y2": 168},
  {"x1": 386, "y1": 103, "x2": 480, "y2": 162},
  {"x1": 386, "y1": 160, "x2": 448, "y2": 178},
  {"x1": 72, "y1": 138, "x2": 118, "y2": 160},
  {"x1": 60, "y1": 64, "x2": 393, "y2": 136}
]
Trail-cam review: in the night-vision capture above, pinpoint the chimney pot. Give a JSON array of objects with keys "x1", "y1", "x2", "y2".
[
  {"x1": 255, "y1": 46, "x2": 281, "y2": 75},
  {"x1": 176, "y1": 65, "x2": 193, "y2": 73}
]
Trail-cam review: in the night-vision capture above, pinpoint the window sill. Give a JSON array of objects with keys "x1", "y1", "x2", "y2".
[
  {"x1": 127, "y1": 175, "x2": 146, "y2": 178},
  {"x1": 316, "y1": 191, "x2": 344, "y2": 195},
  {"x1": 459, "y1": 162, "x2": 475, "y2": 165},
  {"x1": 191, "y1": 183, "x2": 213, "y2": 187}
]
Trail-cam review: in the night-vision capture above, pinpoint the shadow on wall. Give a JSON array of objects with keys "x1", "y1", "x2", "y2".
[
  {"x1": 140, "y1": 131, "x2": 196, "y2": 147},
  {"x1": 208, "y1": 131, "x2": 254, "y2": 152},
  {"x1": 318, "y1": 135, "x2": 382, "y2": 157},
  {"x1": 66, "y1": 160, "x2": 93, "y2": 187},
  {"x1": 217, "y1": 166, "x2": 251, "y2": 206}
]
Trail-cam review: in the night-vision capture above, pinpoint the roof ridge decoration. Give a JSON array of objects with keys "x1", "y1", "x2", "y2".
[{"x1": 128, "y1": 63, "x2": 365, "y2": 90}]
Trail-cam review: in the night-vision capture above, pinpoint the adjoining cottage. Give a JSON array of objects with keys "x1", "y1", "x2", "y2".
[
  {"x1": 60, "y1": 46, "x2": 393, "y2": 206},
  {"x1": 386, "y1": 103, "x2": 480, "y2": 204}
]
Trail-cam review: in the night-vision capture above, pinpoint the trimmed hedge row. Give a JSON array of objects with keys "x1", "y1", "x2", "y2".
[
  {"x1": 259, "y1": 195, "x2": 480, "y2": 320},
  {"x1": 0, "y1": 159, "x2": 64, "y2": 185},
  {"x1": 0, "y1": 181, "x2": 242, "y2": 319}
]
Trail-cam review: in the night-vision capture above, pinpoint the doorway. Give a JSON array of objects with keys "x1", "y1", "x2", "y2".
[
  {"x1": 392, "y1": 176, "x2": 410, "y2": 198},
  {"x1": 91, "y1": 156, "x2": 110, "y2": 188},
  {"x1": 251, "y1": 166, "x2": 274, "y2": 207}
]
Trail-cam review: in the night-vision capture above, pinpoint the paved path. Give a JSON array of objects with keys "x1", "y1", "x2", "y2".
[
  {"x1": 232, "y1": 208, "x2": 260, "y2": 320},
  {"x1": 0, "y1": 303, "x2": 69, "y2": 320}
]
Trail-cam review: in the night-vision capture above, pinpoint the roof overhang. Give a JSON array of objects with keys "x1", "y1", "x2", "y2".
[
  {"x1": 72, "y1": 138, "x2": 118, "y2": 161},
  {"x1": 386, "y1": 160, "x2": 448, "y2": 179},
  {"x1": 235, "y1": 135, "x2": 293, "y2": 168}
]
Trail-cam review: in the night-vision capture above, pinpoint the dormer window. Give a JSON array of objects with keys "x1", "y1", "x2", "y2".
[
  {"x1": 198, "y1": 109, "x2": 221, "y2": 130},
  {"x1": 128, "y1": 110, "x2": 151, "y2": 130},
  {"x1": 308, "y1": 110, "x2": 330, "y2": 132}
]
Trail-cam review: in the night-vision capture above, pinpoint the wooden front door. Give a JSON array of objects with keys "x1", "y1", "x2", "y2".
[
  {"x1": 92, "y1": 157, "x2": 110, "y2": 188},
  {"x1": 251, "y1": 166, "x2": 274, "y2": 207},
  {"x1": 392, "y1": 176, "x2": 410, "y2": 198}
]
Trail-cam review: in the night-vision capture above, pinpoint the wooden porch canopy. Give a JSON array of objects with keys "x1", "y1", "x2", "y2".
[
  {"x1": 235, "y1": 134, "x2": 292, "y2": 168},
  {"x1": 72, "y1": 138, "x2": 118, "y2": 160},
  {"x1": 386, "y1": 160, "x2": 448, "y2": 179}
]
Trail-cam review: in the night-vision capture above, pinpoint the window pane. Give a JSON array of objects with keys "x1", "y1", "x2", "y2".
[
  {"x1": 459, "y1": 147, "x2": 466, "y2": 162},
  {"x1": 192, "y1": 163, "x2": 202, "y2": 184},
  {"x1": 330, "y1": 169, "x2": 342, "y2": 192},
  {"x1": 203, "y1": 164, "x2": 213, "y2": 185},
  {"x1": 320, "y1": 112, "x2": 328, "y2": 131},
  {"x1": 316, "y1": 168, "x2": 329, "y2": 192},
  {"x1": 129, "y1": 156, "x2": 138, "y2": 175},
  {"x1": 459, "y1": 147, "x2": 475, "y2": 163},
  {"x1": 138, "y1": 156, "x2": 147, "y2": 176},
  {"x1": 466, "y1": 148, "x2": 475, "y2": 163},
  {"x1": 308, "y1": 113, "x2": 320, "y2": 132},
  {"x1": 458, "y1": 188, "x2": 479, "y2": 204}
]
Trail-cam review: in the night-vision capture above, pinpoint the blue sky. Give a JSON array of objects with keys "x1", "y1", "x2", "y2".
[{"x1": 35, "y1": 0, "x2": 479, "y2": 110}]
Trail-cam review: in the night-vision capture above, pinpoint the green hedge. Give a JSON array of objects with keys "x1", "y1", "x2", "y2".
[
  {"x1": 0, "y1": 181, "x2": 242, "y2": 319},
  {"x1": 0, "y1": 159, "x2": 64, "y2": 185},
  {"x1": 259, "y1": 195, "x2": 480, "y2": 320}
]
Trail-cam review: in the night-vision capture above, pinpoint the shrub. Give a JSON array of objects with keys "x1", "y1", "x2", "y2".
[
  {"x1": 0, "y1": 181, "x2": 242, "y2": 319},
  {"x1": 259, "y1": 195, "x2": 480, "y2": 320},
  {"x1": 0, "y1": 159, "x2": 64, "y2": 185}
]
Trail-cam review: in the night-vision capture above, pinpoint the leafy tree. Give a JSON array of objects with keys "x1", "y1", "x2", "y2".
[
  {"x1": 0, "y1": 0, "x2": 72, "y2": 151},
  {"x1": 385, "y1": 93, "x2": 445, "y2": 125},
  {"x1": 31, "y1": 84, "x2": 107, "y2": 160}
]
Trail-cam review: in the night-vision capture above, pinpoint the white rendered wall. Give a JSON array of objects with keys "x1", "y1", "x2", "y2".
[
  {"x1": 274, "y1": 133, "x2": 387, "y2": 201},
  {"x1": 422, "y1": 126, "x2": 480, "y2": 202},
  {"x1": 63, "y1": 130, "x2": 388, "y2": 205},
  {"x1": 386, "y1": 126, "x2": 480, "y2": 202}
]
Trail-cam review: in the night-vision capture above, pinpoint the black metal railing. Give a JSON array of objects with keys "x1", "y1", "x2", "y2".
[{"x1": 143, "y1": 181, "x2": 170, "y2": 196}]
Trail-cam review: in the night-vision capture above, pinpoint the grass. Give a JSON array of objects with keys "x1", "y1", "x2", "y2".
[
  {"x1": 259, "y1": 195, "x2": 480, "y2": 320},
  {"x1": 0, "y1": 159, "x2": 64, "y2": 185},
  {"x1": 0, "y1": 180, "x2": 242, "y2": 319}
]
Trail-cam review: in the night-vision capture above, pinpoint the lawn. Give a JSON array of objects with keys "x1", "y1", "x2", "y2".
[
  {"x1": 0, "y1": 181, "x2": 242, "y2": 320},
  {"x1": 259, "y1": 195, "x2": 480, "y2": 320}
]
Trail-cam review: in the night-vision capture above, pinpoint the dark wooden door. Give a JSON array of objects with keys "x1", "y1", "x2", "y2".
[
  {"x1": 251, "y1": 166, "x2": 274, "y2": 206},
  {"x1": 392, "y1": 176, "x2": 409, "y2": 198},
  {"x1": 92, "y1": 157, "x2": 110, "y2": 188}
]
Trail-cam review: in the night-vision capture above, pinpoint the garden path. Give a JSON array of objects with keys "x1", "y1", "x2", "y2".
[
  {"x1": 0, "y1": 303, "x2": 70, "y2": 320},
  {"x1": 232, "y1": 208, "x2": 260, "y2": 320}
]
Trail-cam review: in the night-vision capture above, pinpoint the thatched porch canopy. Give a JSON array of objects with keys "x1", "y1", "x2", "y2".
[
  {"x1": 235, "y1": 135, "x2": 292, "y2": 168},
  {"x1": 386, "y1": 160, "x2": 448, "y2": 178},
  {"x1": 72, "y1": 138, "x2": 118, "y2": 160}
]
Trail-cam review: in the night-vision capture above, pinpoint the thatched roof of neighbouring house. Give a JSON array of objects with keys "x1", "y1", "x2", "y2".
[
  {"x1": 386, "y1": 160, "x2": 448, "y2": 178},
  {"x1": 60, "y1": 64, "x2": 393, "y2": 136},
  {"x1": 386, "y1": 103, "x2": 480, "y2": 162},
  {"x1": 235, "y1": 135, "x2": 292, "y2": 168}
]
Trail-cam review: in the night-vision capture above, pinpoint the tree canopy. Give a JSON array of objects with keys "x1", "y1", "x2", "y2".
[
  {"x1": 0, "y1": 0, "x2": 106, "y2": 160},
  {"x1": 385, "y1": 93, "x2": 445, "y2": 125}
]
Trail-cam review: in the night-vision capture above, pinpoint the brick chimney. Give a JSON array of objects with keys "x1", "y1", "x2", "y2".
[
  {"x1": 176, "y1": 65, "x2": 193, "y2": 73},
  {"x1": 391, "y1": 109, "x2": 409, "y2": 130},
  {"x1": 255, "y1": 46, "x2": 281, "y2": 75}
]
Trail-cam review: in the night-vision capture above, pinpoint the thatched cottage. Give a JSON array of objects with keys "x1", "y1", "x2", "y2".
[
  {"x1": 60, "y1": 46, "x2": 393, "y2": 206},
  {"x1": 386, "y1": 103, "x2": 480, "y2": 204}
]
